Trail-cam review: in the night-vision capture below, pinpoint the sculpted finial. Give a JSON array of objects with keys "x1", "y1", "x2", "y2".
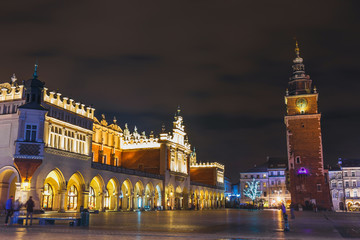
[{"x1": 11, "y1": 73, "x2": 17, "y2": 84}]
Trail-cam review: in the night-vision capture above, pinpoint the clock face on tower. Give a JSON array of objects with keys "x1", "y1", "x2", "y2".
[{"x1": 296, "y1": 98, "x2": 308, "y2": 109}]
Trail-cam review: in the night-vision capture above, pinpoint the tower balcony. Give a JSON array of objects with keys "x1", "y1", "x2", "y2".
[{"x1": 14, "y1": 141, "x2": 44, "y2": 159}]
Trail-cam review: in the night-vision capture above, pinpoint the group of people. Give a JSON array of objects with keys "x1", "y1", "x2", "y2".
[{"x1": 5, "y1": 196, "x2": 35, "y2": 226}]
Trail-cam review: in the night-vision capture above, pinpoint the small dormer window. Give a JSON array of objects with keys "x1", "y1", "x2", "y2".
[{"x1": 25, "y1": 124, "x2": 37, "y2": 142}]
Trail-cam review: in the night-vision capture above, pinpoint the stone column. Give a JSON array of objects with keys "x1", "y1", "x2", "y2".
[
  {"x1": 82, "y1": 190, "x2": 89, "y2": 210},
  {"x1": 151, "y1": 192, "x2": 155, "y2": 209},
  {"x1": 59, "y1": 189, "x2": 66, "y2": 212}
]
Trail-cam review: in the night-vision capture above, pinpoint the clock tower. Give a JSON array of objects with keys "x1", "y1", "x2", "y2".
[{"x1": 284, "y1": 42, "x2": 331, "y2": 210}]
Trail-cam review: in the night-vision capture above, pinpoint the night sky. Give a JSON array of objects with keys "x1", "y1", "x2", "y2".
[{"x1": 1, "y1": 1, "x2": 360, "y2": 182}]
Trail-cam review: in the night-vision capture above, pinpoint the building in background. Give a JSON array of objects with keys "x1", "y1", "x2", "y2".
[
  {"x1": 284, "y1": 42, "x2": 332, "y2": 210},
  {"x1": 329, "y1": 159, "x2": 360, "y2": 212},
  {"x1": 240, "y1": 157, "x2": 290, "y2": 208},
  {"x1": 0, "y1": 67, "x2": 225, "y2": 212}
]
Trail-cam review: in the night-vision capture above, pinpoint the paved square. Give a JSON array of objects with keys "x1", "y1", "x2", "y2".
[{"x1": 1, "y1": 209, "x2": 360, "y2": 239}]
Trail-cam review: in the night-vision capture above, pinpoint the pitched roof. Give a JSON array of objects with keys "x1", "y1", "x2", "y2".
[
  {"x1": 339, "y1": 159, "x2": 360, "y2": 168},
  {"x1": 244, "y1": 162, "x2": 268, "y2": 173}
]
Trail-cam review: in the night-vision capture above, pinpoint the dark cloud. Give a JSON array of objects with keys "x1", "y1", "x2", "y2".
[{"x1": 0, "y1": 0, "x2": 359, "y2": 181}]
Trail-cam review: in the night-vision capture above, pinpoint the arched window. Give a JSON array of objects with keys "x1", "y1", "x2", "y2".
[
  {"x1": 42, "y1": 183, "x2": 53, "y2": 210},
  {"x1": 88, "y1": 187, "x2": 96, "y2": 209},
  {"x1": 67, "y1": 185, "x2": 78, "y2": 210}
]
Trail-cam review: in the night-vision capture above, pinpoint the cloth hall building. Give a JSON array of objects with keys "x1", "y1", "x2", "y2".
[{"x1": 0, "y1": 68, "x2": 225, "y2": 212}]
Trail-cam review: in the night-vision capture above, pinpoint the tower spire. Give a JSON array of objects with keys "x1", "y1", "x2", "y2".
[
  {"x1": 33, "y1": 62, "x2": 38, "y2": 79},
  {"x1": 295, "y1": 40, "x2": 300, "y2": 58},
  {"x1": 287, "y1": 40, "x2": 312, "y2": 95}
]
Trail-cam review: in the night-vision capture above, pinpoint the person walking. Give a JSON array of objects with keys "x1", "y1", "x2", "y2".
[
  {"x1": 290, "y1": 203, "x2": 295, "y2": 219},
  {"x1": 25, "y1": 196, "x2": 35, "y2": 226},
  {"x1": 4, "y1": 196, "x2": 13, "y2": 226},
  {"x1": 12, "y1": 198, "x2": 22, "y2": 224}
]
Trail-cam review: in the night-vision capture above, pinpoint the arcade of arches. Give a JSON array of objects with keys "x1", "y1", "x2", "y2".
[{"x1": 35, "y1": 169, "x2": 224, "y2": 212}]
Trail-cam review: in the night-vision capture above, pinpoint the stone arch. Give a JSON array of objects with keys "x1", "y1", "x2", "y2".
[
  {"x1": 66, "y1": 172, "x2": 85, "y2": 211},
  {"x1": 193, "y1": 189, "x2": 200, "y2": 210},
  {"x1": 200, "y1": 190, "x2": 205, "y2": 209},
  {"x1": 41, "y1": 168, "x2": 65, "y2": 211},
  {"x1": 105, "y1": 177, "x2": 120, "y2": 211},
  {"x1": 216, "y1": 192, "x2": 220, "y2": 208},
  {"x1": 89, "y1": 175, "x2": 105, "y2": 211},
  {"x1": 166, "y1": 184, "x2": 175, "y2": 210},
  {"x1": 134, "y1": 180, "x2": 144, "y2": 209},
  {"x1": 120, "y1": 179, "x2": 133, "y2": 210},
  {"x1": 204, "y1": 190, "x2": 209, "y2": 209},
  {"x1": 0, "y1": 166, "x2": 20, "y2": 209},
  {"x1": 144, "y1": 182, "x2": 154, "y2": 209},
  {"x1": 154, "y1": 184, "x2": 162, "y2": 208},
  {"x1": 175, "y1": 186, "x2": 183, "y2": 210}
]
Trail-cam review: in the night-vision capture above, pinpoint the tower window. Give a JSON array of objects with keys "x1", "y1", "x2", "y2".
[
  {"x1": 296, "y1": 156, "x2": 301, "y2": 164},
  {"x1": 25, "y1": 125, "x2": 37, "y2": 142},
  {"x1": 317, "y1": 184, "x2": 322, "y2": 192}
]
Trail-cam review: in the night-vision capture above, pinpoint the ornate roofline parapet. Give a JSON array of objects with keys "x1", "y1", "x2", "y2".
[
  {"x1": 190, "y1": 161, "x2": 225, "y2": 170},
  {"x1": 43, "y1": 87, "x2": 95, "y2": 119}
]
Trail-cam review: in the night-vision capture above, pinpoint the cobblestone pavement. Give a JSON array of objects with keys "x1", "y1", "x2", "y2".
[{"x1": 0, "y1": 209, "x2": 359, "y2": 239}]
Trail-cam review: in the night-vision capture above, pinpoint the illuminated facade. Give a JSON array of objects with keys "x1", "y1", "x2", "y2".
[
  {"x1": 329, "y1": 159, "x2": 360, "y2": 212},
  {"x1": 284, "y1": 42, "x2": 332, "y2": 210},
  {"x1": 0, "y1": 67, "x2": 224, "y2": 211},
  {"x1": 239, "y1": 158, "x2": 291, "y2": 207}
]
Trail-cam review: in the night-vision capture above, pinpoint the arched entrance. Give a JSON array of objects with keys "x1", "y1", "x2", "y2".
[
  {"x1": 121, "y1": 179, "x2": 132, "y2": 210},
  {"x1": 144, "y1": 182, "x2": 154, "y2": 209},
  {"x1": 42, "y1": 168, "x2": 65, "y2": 211},
  {"x1": 0, "y1": 166, "x2": 20, "y2": 209},
  {"x1": 200, "y1": 190, "x2": 204, "y2": 209},
  {"x1": 66, "y1": 172, "x2": 85, "y2": 211},
  {"x1": 175, "y1": 186, "x2": 182, "y2": 210},
  {"x1": 167, "y1": 185, "x2": 175, "y2": 210},
  {"x1": 193, "y1": 189, "x2": 199, "y2": 210},
  {"x1": 154, "y1": 184, "x2": 162, "y2": 209},
  {"x1": 339, "y1": 202, "x2": 344, "y2": 211},
  {"x1": 134, "y1": 181, "x2": 144, "y2": 209},
  {"x1": 204, "y1": 191, "x2": 209, "y2": 209},
  {"x1": 106, "y1": 178, "x2": 119, "y2": 211},
  {"x1": 89, "y1": 175, "x2": 105, "y2": 211}
]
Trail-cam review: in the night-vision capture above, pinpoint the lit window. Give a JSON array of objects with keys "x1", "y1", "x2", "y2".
[
  {"x1": 346, "y1": 191, "x2": 350, "y2": 198},
  {"x1": 25, "y1": 125, "x2": 37, "y2": 142}
]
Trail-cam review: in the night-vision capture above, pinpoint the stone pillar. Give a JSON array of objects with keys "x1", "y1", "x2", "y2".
[
  {"x1": 114, "y1": 193, "x2": 119, "y2": 211},
  {"x1": 151, "y1": 192, "x2": 155, "y2": 209},
  {"x1": 59, "y1": 189, "x2": 66, "y2": 212},
  {"x1": 82, "y1": 190, "x2": 89, "y2": 210}
]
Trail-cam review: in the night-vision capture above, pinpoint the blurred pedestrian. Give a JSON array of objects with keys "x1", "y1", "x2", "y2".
[
  {"x1": 25, "y1": 196, "x2": 35, "y2": 226},
  {"x1": 281, "y1": 202, "x2": 287, "y2": 217},
  {"x1": 12, "y1": 198, "x2": 22, "y2": 224},
  {"x1": 4, "y1": 196, "x2": 13, "y2": 226},
  {"x1": 290, "y1": 203, "x2": 295, "y2": 219}
]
